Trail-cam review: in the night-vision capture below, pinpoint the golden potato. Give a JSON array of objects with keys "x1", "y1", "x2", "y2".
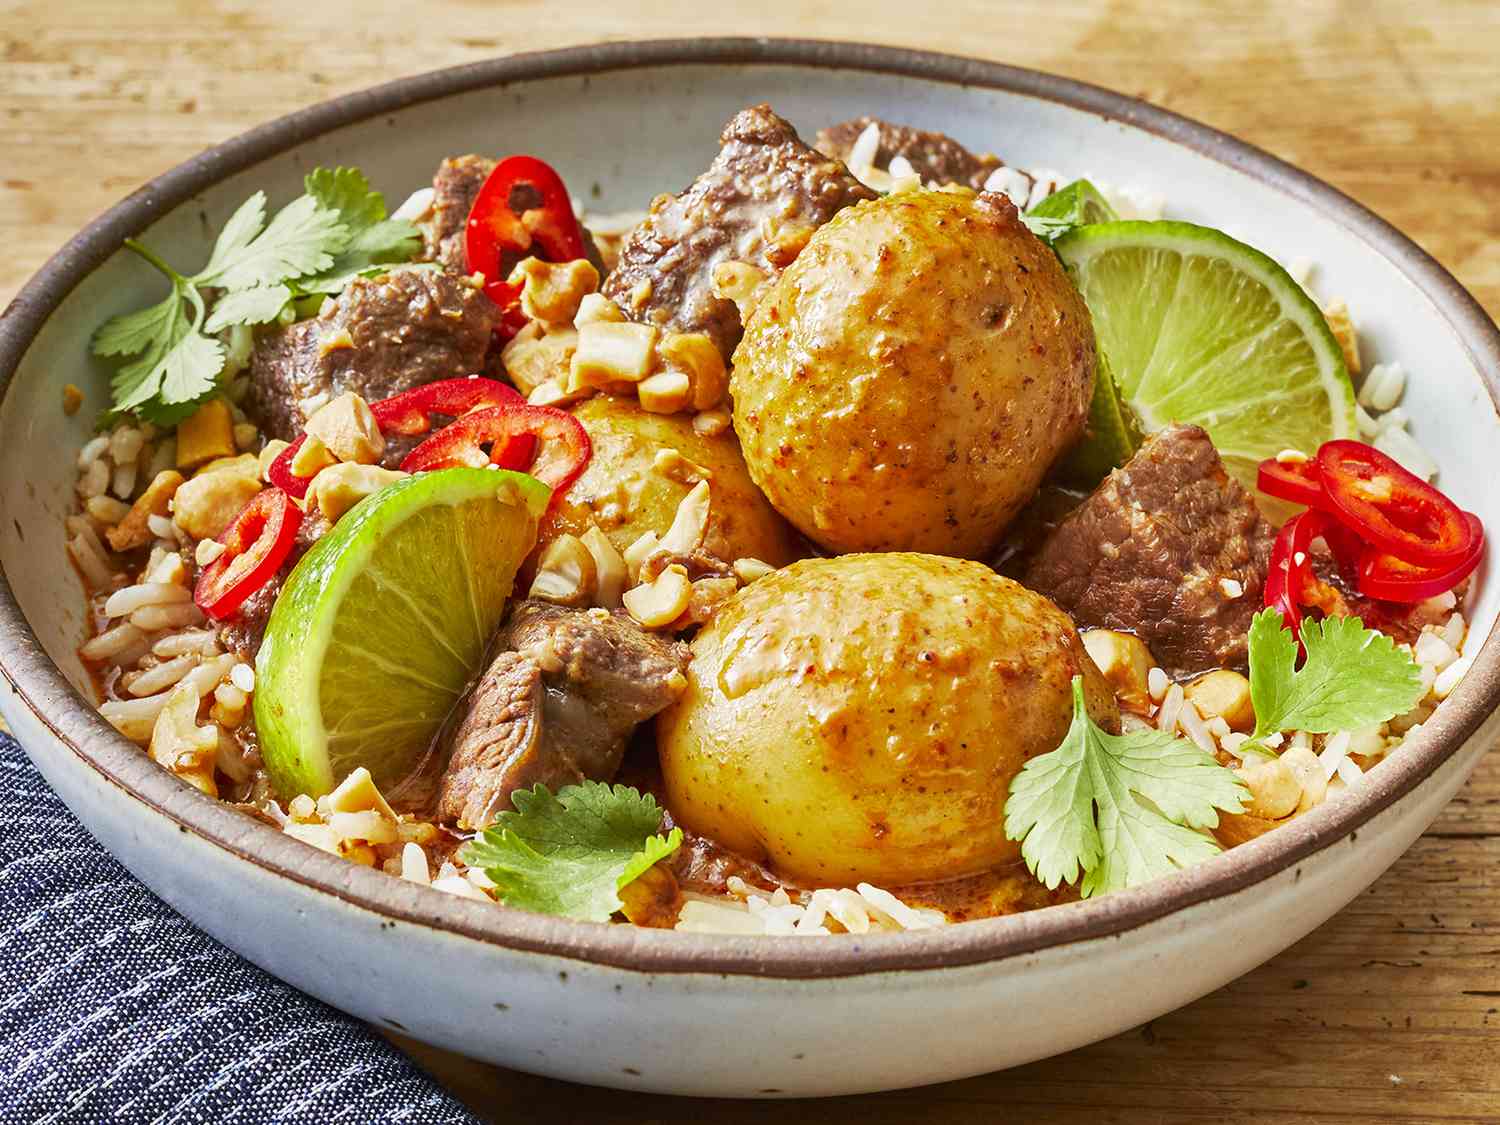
[
  {"x1": 539, "y1": 395, "x2": 803, "y2": 567},
  {"x1": 731, "y1": 189, "x2": 1096, "y2": 557},
  {"x1": 656, "y1": 553, "x2": 1118, "y2": 886}
]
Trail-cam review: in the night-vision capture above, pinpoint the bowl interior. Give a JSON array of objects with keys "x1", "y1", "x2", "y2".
[{"x1": 3, "y1": 51, "x2": 1497, "y2": 901}]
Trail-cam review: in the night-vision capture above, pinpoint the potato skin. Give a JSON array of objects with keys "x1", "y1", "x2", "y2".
[
  {"x1": 656, "y1": 553, "x2": 1118, "y2": 886},
  {"x1": 731, "y1": 189, "x2": 1095, "y2": 557},
  {"x1": 539, "y1": 395, "x2": 803, "y2": 567}
]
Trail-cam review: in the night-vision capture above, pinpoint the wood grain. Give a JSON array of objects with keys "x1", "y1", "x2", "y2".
[{"x1": 2, "y1": 2, "x2": 1498, "y2": 1120}]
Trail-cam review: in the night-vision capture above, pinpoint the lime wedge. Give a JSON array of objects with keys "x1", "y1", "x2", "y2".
[
  {"x1": 1054, "y1": 221, "x2": 1356, "y2": 489},
  {"x1": 1028, "y1": 179, "x2": 1118, "y2": 227},
  {"x1": 1055, "y1": 350, "x2": 1145, "y2": 486},
  {"x1": 254, "y1": 468, "x2": 550, "y2": 799}
]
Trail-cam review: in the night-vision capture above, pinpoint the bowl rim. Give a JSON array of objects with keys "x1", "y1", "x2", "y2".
[{"x1": 3, "y1": 37, "x2": 1499, "y2": 981}]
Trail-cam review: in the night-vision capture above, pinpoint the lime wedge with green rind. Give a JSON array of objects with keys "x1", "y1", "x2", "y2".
[
  {"x1": 1055, "y1": 350, "x2": 1145, "y2": 486},
  {"x1": 254, "y1": 468, "x2": 550, "y2": 799},
  {"x1": 1054, "y1": 220, "x2": 1356, "y2": 490}
]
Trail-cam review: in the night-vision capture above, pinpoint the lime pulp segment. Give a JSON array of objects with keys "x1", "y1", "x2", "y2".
[{"x1": 1054, "y1": 220, "x2": 1356, "y2": 488}]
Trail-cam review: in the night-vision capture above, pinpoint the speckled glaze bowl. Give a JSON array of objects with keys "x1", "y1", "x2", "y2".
[{"x1": 2, "y1": 40, "x2": 1498, "y2": 1098}]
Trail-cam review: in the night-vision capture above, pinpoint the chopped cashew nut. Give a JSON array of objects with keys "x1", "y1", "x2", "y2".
[
  {"x1": 574, "y1": 292, "x2": 626, "y2": 327},
  {"x1": 581, "y1": 526, "x2": 628, "y2": 609},
  {"x1": 1235, "y1": 755, "x2": 1301, "y2": 819},
  {"x1": 692, "y1": 409, "x2": 731, "y2": 437},
  {"x1": 304, "y1": 391, "x2": 386, "y2": 465},
  {"x1": 503, "y1": 324, "x2": 580, "y2": 396},
  {"x1": 1280, "y1": 746, "x2": 1328, "y2": 813},
  {"x1": 527, "y1": 378, "x2": 590, "y2": 408},
  {"x1": 509, "y1": 256, "x2": 601, "y2": 327},
  {"x1": 569, "y1": 321, "x2": 659, "y2": 390},
  {"x1": 710, "y1": 260, "x2": 771, "y2": 322},
  {"x1": 623, "y1": 531, "x2": 660, "y2": 582},
  {"x1": 652, "y1": 449, "x2": 713, "y2": 485},
  {"x1": 529, "y1": 534, "x2": 598, "y2": 607},
  {"x1": 149, "y1": 679, "x2": 219, "y2": 798},
  {"x1": 328, "y1": 766, "x2": 398, "y2": 820},
  {"x1": 659, "y1": 480, "x2": 711, "y2": 556},
  {"x1": 637, "y1": 369, "x2": 692, "y2": 414},
  {"x1": 173, "y1": 459, "x2": 261, "y2": 540},
  {"x1": 1184, "y1": 669, "x2": 1255, "y2": 733},
  {"x1": 310, "y1": 463, "x2": 407, "y2": 522},
  {"x1": 732, "y1": 557, "x2": 776, "y2": 584},
  {"x1": 623, "y1": 564, "x2": 692, "y2": 628},
  {"x1": 106, "y1": 470, "x2": 184, "y2": 552},
  {"x1": 290, "y1": 434, "x2": 337, "y2": 479},
  {"x1": 258, "y1": 439, "x2": 290, "y2": 482},
  {"x1": 658, "y1": 332, "x2": 729, "y2": 411},
  {"x1": 1080, "y1": 629, "x2": 1156, "y2": 710},
  {"x1": 1323, "y1": 299, "x2": 1361, "y2": 375}
]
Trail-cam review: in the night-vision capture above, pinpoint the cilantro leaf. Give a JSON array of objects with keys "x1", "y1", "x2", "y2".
[
  {"x1": 1248, "y1": 609, "x2": 1424, "y2": 742},
  {"x1": 1005, "y1": 677, "x2": 1246, "y2": 897},
  {"x1": 192, "y1": 193, "x2": 347, "y2": 291},
  {"x1": 195, "y1": 191, "x2": 269, "y2": 282},
  {"x1": 101, "y1": 265, "x2": 225, "y2": 423},
  {"x1": 296, "y1": 168, "x2": 422, "y2": 295},
  {"x1": 93, "y1": 165, "x2": 421, "y2": 424},
  {"x1": 305, "y1": 166, "x2": 390, "y2": 230},
  {"x1": 460, "y1": 782, "x2": 683, "y2": 922},
  {"x1": 1020, "y1": 213, "x2": 1080, "y2": 244},
  {"x1": 203, "y1": 284, "x2": 294, "y2": 333}
]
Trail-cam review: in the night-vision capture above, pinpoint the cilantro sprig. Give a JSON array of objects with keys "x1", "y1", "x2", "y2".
[
  {"x1": 459, "y1": 782, "x2": 683, "y2": 923},
  {"x1": 1004, "y1": 677, "x2": 1246, "y2": 898},
  {"x1": 1244, "y1": 608, "x2": 1424, "y2": 753},
  {"x1": 93, "y1": 167, "x2": 421, "y2": 424},
  {"x1": 1005, "y1": 609, "x2": 1427, "y2": 898}
]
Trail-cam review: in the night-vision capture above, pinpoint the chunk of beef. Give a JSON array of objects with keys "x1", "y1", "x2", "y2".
[
  {"x1": 600, "y1": 103, "x2": 877, "y2": 360},
  {"x1": 815, "y1": 116, "x2": 1001, "y2": 190},
  {"x1": 1024, "y1": 425, "x2": 1276, "y2": 678},
  {"x1": 424, "y1": 154, "x2": 494, "y2": 273},
  {"x1": 246, "y1": 268, "x2": 496, "y2": 443},
  {"x1": 422, "y1": 154, "x2": 606, "y2": 277},
  {"x1": 435, "y1": 602, "x2": 690, "y2": 829}
]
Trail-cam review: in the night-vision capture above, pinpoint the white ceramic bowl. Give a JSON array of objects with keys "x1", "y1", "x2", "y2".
[{"x1": 2, "y1": 41, "x2": 1498, "y2": 1098}]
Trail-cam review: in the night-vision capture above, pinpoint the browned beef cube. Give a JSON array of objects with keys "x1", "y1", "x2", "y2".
[
  {"x1": 424, "y1": 154, "x2": 494, "y2": 273},
  {"x1": 246, "y1": 267, "x2": 497, "y2": 443},
  {"x1": 600, "y1": 103, "x2": 877, "y2": 360},
  {"x1": 1024, "y1": 425, "x2": 1276, "y2": 678},
  {"x1": 436, "y1": 601, "x2": 690, "y2": 829},
  {"x1": 815, "y1": 116, "x2": 1002, "y2": 190}
]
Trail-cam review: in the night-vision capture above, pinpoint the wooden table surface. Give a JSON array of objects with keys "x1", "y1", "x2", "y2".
[{"x1": 3, "y1": 2, "x2": 1498, "y2": 1120}]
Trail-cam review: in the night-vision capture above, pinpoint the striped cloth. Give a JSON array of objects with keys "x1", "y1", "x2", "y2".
[{"x1": 0, "y1": 730, "x2": 482, "y2": 1124}]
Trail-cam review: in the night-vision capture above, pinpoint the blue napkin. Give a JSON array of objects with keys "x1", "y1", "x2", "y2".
[{"x1": 0, "y1": 730, "x2": 483, "y2": 1123}]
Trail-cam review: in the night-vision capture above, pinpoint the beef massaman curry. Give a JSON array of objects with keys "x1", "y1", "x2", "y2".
[{"x1": 71, "y1": 107, "x2": 1483, "y2": 934}]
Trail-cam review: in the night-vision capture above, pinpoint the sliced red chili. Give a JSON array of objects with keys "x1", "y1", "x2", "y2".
[
  {"x1": 369, "y1": 377, "x2": 524, "y2": 435},
  {"x1": 1315, "y1": 440, "x2": 1472, "y2": 567},
  {"x1": 399, "y1": 403, "x2": 591, "y2": 494},
  {"x1": 1256, "y1": 455, "x2": 1324, "y2": 508},
  {"x1": 1358, "y1": 512, "x2": 1486, "y2": 603},
  {"x1": 464, "y1": 156, "x2": 585, "y2": 338},
  {"x1": 267, "y1": 378, "x2": 526, "y2": 499},
  {"x1": 193, "y1": 488, "x2": 302, "y2": 621},
  {"x1": 1264, "y1": 510, "x2": 1323, "y2": 638}
]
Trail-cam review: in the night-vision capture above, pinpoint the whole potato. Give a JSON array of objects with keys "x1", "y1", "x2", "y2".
[
  {"x1": 656, "y1": 553, "x2": 1118, "y2": 886},
  {"x1": 540, "y1": 395, "x2": 802, "y2": 567},
  {"x1": 731, "y1": 189, "x2": 1096, "y2": 557}
]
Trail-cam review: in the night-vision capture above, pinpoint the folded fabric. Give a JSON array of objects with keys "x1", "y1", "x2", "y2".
[{"x1": 0, "y1": 730, "x2": 482, "y2": 1124}]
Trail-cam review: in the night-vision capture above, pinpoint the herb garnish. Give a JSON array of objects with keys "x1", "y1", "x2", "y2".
[
  {"x1": 93, "y1": 167, "x2": 421, "y2": 424},
  {"x1": 460, "y1": 782, "x2": 683, "y2": 922}
]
